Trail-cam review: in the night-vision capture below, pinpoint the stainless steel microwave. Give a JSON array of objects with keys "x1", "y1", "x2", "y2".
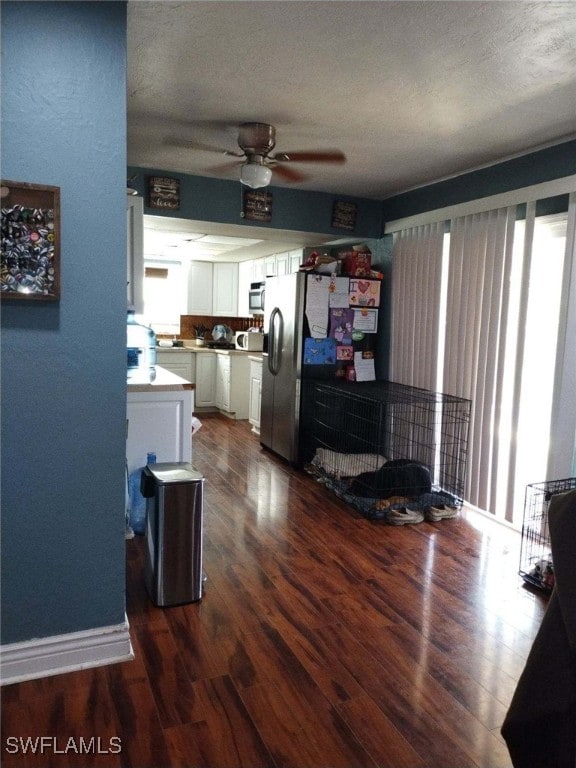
[{"x1": 249, "y1": 281, "x2": 265, "y2": 313}]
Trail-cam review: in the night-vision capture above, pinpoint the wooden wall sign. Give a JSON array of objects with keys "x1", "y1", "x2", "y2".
[
  {"x1": 147, "y1": 176, "x2": 180, "y2": 210},
  {"x1": 331, "y1": 200, "x2": 357, "y2": 231},
  {"x1": 1, "y1": 180, "x2": 61, "y2": 300},
  {"x1": 241, "y1": 189, "x2": 273, "y2": 222}
]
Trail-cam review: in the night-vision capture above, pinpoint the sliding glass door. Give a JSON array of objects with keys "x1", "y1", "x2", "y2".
[
  {"x1": 503, "y1": 212, "x2": 569, "y2": 523},
  {"x1": 391, "y1": 194, "x2": 576, "y2": 526}
]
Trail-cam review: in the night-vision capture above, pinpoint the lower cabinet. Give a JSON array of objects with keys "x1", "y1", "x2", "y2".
[
  {"x1": 155, "y1": 350, "x2": 195, "y2": 383},
  {"x1": 195, "y1": 352, "x2": 217, "y2": 407},
  {"x1": 195, "y1": 351, "x2": 250, "y2": 418},
  {"x1": 248, "y1": 358, "x2": 262, "y2": 434},
  {"x1": 126, "y1": 388, "x2": 194, "y2": 474},
  {"x1": 215, "y1": 354, "x2": 231, "y2": 412},
  {"x1": 218, "y1": 354, "x2": 250, "y2": 419}
]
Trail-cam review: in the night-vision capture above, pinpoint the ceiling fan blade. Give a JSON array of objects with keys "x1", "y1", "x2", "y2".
[
  {"x1": 203, "y1": 160, "x2": 244, "y2": 176},
  {"x1": 272, "y1": 150, "x2": 346, "y2": 164},
  {"x1": 163, "y1": 137, "x2": 243, "y2": 157},
  {"x1": 271, "y1": 164, "x2": 307, "y2": 183}
]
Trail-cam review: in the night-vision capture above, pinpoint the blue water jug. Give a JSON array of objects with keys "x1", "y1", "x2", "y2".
[
  {"x1": 127, "y1": 309, "x2": 157, "y2": 383},
  {"x1": 128, "y1": 452, "x2": 156, "y2": 535}
]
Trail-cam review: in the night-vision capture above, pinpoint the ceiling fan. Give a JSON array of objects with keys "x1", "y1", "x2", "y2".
[{"x1": 166, "y1": 122, "x2": 346, "y2": 188}]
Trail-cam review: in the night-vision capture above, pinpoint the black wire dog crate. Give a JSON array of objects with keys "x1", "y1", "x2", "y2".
[
  {"x1": 519, "y1": 477, "x2": 576, "y2": 591},
  {"x1": 300, "y1": 380, "x2": 471, "y2": 521}
]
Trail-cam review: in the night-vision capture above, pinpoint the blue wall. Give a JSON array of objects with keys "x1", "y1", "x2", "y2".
[
  {"x1": 1, "y1": 3, "x2": 128, "y2": 643},
  {"x1": 381, "y1": 140, "x2": 576, "y2": 222},
  {"x1": 127, "y1": 166, "x2": 384, "y2": 239}
]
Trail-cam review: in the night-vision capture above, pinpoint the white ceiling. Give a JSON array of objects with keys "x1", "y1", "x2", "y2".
[
  {"x1": 128, "y1": 1, "x2": 576, "y2": 258},
  {"x1": 142, "y1": 213, "x2": 338, "y2": 261}
]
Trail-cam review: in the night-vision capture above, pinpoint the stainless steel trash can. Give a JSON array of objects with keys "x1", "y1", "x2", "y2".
[{"x1": 141, "y1": 462, "x2": 204, "y2": 607}]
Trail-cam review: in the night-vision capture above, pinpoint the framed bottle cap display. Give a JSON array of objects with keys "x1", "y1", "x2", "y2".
[{"x1": 1, "y1": 180, "x2": 60, "y2": 301}]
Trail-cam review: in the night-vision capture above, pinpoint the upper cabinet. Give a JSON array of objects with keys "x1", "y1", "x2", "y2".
[
  {"x1": 258, "y1": 249, "x2": 303, "y2": 279},
  {"x1": 289, "y1": 249, "x2": 303, "y2": 273},
  {"x1": 264, "y1": 255, "x2": 276, "y2": 278},
  {"x1": 187, "y1": 261, "x2": 213, "y2": 315},
  {"x1": 252, "y1": 259, "x2": 266, "y2": 282},
  {"x1": 187, "y1": 260, "x2": 238, "y2": 316},
  {"x1": 185, "y1": 250, "x2": 304, "y2": 318},
  {"x1": 127, "y1": 196, "x2": 144, "y2": 313},
  {"x1": 213, "y1": 262, "x2": 238, "y2": 316},
  {"x1": 237, "y1": 260, "x2": 252, "y2": 317},
  {"x1": 275, "y1": 252, "x2": 289, "y2": 276}
]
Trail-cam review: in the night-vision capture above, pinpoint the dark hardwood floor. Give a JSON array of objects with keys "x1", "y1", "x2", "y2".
[{"x1": 2, "y1": 413, "x2": 547, "y2": 768}]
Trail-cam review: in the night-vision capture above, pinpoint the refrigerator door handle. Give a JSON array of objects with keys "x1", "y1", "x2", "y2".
[{"x1": 268, "y1": 307, "x2": 283, "y2": 375}]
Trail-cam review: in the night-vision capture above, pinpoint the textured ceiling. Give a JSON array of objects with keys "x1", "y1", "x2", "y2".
[{"x1": 128, "y1": 1, "x2": 576, "y2": 202}]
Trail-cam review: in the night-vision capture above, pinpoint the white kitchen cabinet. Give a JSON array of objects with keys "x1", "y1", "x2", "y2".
[
  {"x1": 156, "y1": 350, "x2": 195, "y2": 383},
  {"x1": 275, "y1": 252, "x2": 289, "y2": 276},
  {"x1": 216, "y1": 353, "x2": 250, "y2": 418},
  {"x1": 127, "y1": 195, "x2": 144, "y2": 313},
  {"x1": 187, "y1": 261, "x2": 213, "y2": 315},
  {"x1": 195, "y1": 352, "x2": 217, "y2": 407},
  {"x1": 215, "y1": 354, "x2": 231, "y2": 411},
  {"x1": 289, "y1": 249, "x2": 303, "y2": 273},
  {"x1": 252, "y1": 258, "x2": 266, "y2": 282},
  {"x1": 264, "y1": 255, "x2": 276, "y2": 278},
  {"x1": 126, "y1": 385, "x2": 193, "y2": 474},
  {"x1": 194, "y1": 351, "x2": 249, "y2": 418},
  {"x1": 248, "y1": 357, "x2": 262, "y2": 434},
  {"x1": 212, "y1": 262, "x2": 238, "y2": 316},
  {"x1": 187, "y1": 261, "x2": 239, "y2": 316},
  {"x1": 237, "y1": 259, "x2": 252, "y2": 317}
]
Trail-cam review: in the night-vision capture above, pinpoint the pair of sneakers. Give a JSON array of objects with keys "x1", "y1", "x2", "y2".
[
  {"x1": 387, "y1": 503, "x2": 459, "y2": 525},
  {"x1": 387, "y1": 507, "x2": 424, "y2": 525},
  {"x1": 425, "y1": 503, "x2": 458, "y2": 522}
]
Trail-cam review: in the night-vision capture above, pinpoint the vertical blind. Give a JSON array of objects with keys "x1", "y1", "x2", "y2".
[
  {"x1": 443, "y1": 206, "x2": 517, "y2": 514},
  {"x1": 390, "y1": 187, "x2": 576, "y2": 523},
  {"x1": 390, "y1": 222, "x2": 445, "y2": 392},
  {"x1": 548, "y1": 191, "x2": 576, "y2": 482}
]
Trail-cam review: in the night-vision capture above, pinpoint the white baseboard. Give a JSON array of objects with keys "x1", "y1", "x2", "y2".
[{"x1": 0, "y1": 617, "x2": 134, "y2": 686}]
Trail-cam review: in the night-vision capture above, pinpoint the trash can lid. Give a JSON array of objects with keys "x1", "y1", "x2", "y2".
[{"x1": 146, "y1": 462, "x2": 204, "y2": 485}]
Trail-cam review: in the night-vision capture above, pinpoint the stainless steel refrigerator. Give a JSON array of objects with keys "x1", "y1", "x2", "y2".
[
  {"x1": 260, "y1": 270, "x2": 380, "y2": 462},
  {"x1": 260, "y1": 272, "x2": 307, "y2": 463}
]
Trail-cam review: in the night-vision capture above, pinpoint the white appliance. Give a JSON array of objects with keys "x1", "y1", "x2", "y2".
[{"x1": 234, "y1": 331, "x2": 264, "y2": 351}]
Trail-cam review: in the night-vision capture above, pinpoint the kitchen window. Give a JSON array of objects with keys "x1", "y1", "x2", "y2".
[{"x1": 143, "y1": 259, "x2": 186, "y2": 335}]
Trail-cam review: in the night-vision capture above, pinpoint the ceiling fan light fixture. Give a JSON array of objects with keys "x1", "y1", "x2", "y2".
[{"x1": 240, "y1": 161, "x2": 272, "y2": 189}]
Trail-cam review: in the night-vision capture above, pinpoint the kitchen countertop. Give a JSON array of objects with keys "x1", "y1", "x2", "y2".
[
  {"x1": 127, "y1": 366, "x2": 194, "y2": 392},
  {"x1": 155, "y1": 346, "x2": 194, "y2": 352},
  {"x1": 192, "y1": 347, "x2": 258, "y2": 357},
  {"x1": 156, "y1": 341, "x2": 259, "y2": 357}
]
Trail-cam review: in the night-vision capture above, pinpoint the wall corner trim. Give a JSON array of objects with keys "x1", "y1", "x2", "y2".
[{"x1": 0, "y1": 618, "x2": 134, "y2": 686}]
